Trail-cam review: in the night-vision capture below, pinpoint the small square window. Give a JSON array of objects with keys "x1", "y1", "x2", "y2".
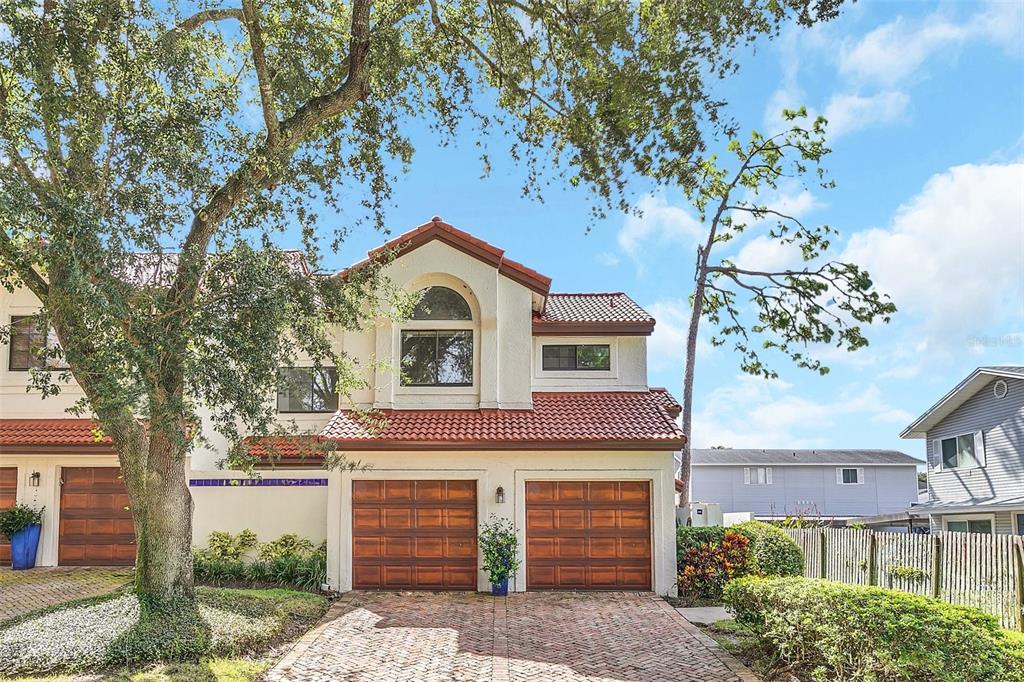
[
  {"x1": 841, "y1": 468, "x2": 859, "y2": 484},
  {"x1": 277, "y1": 367, "x2": 339, "y2": 412},
  {"x1": 8, "y1": 316, "x2": 48, "y2": 371}
]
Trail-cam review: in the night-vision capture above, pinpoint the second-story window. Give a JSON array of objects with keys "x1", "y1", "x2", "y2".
[
  {"x1": 277, "y1": 367, "x2": 339, "y2": 412},
  {"x1": 836, "y1": 467, "x2": 863, "y2": 485},
  {"x1": 8, "y1": 316, "x2": 48, "y2": 371},
  {"x1": 542, "y1": 344, "x2": 611, "y2": 371},
  {"x1": 400, "y1": 286, "x2": 473, "y2": 386},
  {"x1": 940, "y1": 432, "x2": 983, "y2": 469},
  {"x1": 744, "y1": 467, "x2": 772, "y2": 485}
]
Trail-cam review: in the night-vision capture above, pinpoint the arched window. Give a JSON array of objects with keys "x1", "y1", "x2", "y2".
[
  {"x1": 410, "y1": 286, "x2": 472, "y2": 321},
  {"x1": 401, "y1": 286, "x2": 474, "y2": 386}
]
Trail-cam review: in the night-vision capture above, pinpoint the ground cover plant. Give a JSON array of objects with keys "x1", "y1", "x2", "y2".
[
  {"x1": 724, "y1": 576, "x2": 1024, "y2": 682},
  {"x1": 0, "y1": 587, "x2": 327, "y2": 677}
]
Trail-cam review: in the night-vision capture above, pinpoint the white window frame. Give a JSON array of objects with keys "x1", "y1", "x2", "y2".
[
  {"x1": 936, "y1": 431, "x2": 985, "y2": 471},
  {"x1": 1014, "y1": 512, "x2": 1024, "y2": 536},
  {"x1": 743, "y1": 466, "x2": 772, "y2": 485},
  {"x1": 942, "y1": 513, "x2": 996, "y2": 535},
  {"x1": 836, "y1": 467, "x2": 864, "y2": 485}
]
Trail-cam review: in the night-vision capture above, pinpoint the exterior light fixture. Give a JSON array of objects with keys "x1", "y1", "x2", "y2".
[
  {"x1": 29, "y1": 471, "x2": 41, "y2": 487},
  {"x1": 495, "y1": 486, "x2": 505, "y2": 504}
]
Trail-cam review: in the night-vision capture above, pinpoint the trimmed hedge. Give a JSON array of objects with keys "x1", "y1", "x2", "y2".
[
  {"x1": 731, "y1": 521, "x2": 803, "y2": 577},
  {"x1": 724, "y1": 576, "x2": 1024, "y2": 682},
  {"x1": 676, "y1": 526, "x2": 727, "y2": 566}
]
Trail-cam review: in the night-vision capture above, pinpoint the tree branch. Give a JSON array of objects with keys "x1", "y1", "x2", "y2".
[
  {"x1": 241, "y1": 0, "x2": 279, "y2": 146},
  {"x1": 0, "y1": 229, "x2": 50, "y2": 299},
  {"x1": 174, "y1": 8, "x2": 244, "y2": 33}
]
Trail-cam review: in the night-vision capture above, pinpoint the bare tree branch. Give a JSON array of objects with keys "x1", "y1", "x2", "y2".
[{"x1": 241, "y1": 0, "x2": 280, "y2": 146}]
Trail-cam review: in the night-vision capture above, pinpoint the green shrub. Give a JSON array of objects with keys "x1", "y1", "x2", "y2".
[
  {"x1": 732, "y1": 521, "x2": 803, "y2": 577},
  {"x1": 724, "y1": 576, "x2": 1024, "y2": 682},
  {"x1": 677, "y1": 529, "x2": 750, "y2": 603},
  {"x1": 205, "y1": 529, "x2": 258, "y2": 560},
  {"x1": 479, "y1": 516, "x2": 521, "y2": 584},
  {"x1": 257, "y1": 534, "x2": 315, "y2": 562},
  {"x1": 676, "y1": 526, "x2": 726, "y2": 566},
  {"x1": 194, "y1": 532, "x2": 325, "y2": 591},
  {"x1": 0, "y1": 503, "x2": 44, "y2": 540}
]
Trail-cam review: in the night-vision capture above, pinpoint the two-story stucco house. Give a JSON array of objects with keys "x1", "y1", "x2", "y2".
[
  {"x1": 902, "y1": 366, "x2": 1024, "y2": 535},
  {"x1": 0, "y1": 218, "x2": 684, "y2": 594},
  {"x1": 687, "y1": 448, "x2": 921, "y2": 524}
]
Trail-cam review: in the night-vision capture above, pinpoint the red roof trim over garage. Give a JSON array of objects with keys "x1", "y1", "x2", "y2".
[
  {"x1": 314, "y1": 389, "x2": 685, "y2": 453},
  {"x1": 0, "y1": 419, "x2": 114, "y2": 453},
  {"x1": 340, "y1": 217, "x2": 552, "y2": 295}
]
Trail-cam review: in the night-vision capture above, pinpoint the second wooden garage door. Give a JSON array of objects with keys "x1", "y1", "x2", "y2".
[
  {"x1": 526, "y1": 480, "x2": 652, "y2": 590},
  {"x1": 352, "y1": 480, "x2": 477, "y2": 590},
  {"x1": 59, "y1": 467, "x2": 136, "y2": 566}
]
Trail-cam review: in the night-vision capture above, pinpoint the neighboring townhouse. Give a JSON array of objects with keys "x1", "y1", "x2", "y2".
[
  {"x1": 902, "y1": 366, "x2": 1024, "y2": 535},
  {"x1": 0, "y1": 217, "x2": 684, "y2": 594},
  {"x1": 687, "y1": 448, "x2": 921, "y2": 524}
]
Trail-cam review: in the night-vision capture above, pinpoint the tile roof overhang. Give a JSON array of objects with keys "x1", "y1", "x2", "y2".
[
  {"x1": 339, "y1": 217, "x2": 552, "y2": 295},
  {"x1": 0, "y1": 419, "x2": 115, "y2": 453},
  {"x1": 533, "y1": 293, "x2": 655, "y2": 336},
  {"x1": 312, "y1": 389, "x2": 684, "y2": 453}
]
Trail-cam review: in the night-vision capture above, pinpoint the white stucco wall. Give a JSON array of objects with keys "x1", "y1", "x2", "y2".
[{"x1": 325, "y1": 448, "x2": 678, "y2": 595}]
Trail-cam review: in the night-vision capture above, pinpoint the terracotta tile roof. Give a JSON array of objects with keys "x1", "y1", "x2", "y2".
[
  {"x1": 314, "y1": 390, "x2": 684, "y2": 451},
  {"x1": 340, "y1": 217, "x2": 552, "y2": 295},
  {"x1": 0, "y1": 419, "x2": 113, "y2": 449},
  {"x1": 534, "y1": 293, "x2": 655, "y2": 335},
  {"x1": 243, "y1": 435, "x2": 327, "y2": 460}
]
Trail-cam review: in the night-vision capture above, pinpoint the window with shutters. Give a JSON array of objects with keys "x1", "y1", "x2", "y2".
[
  {"x1": 743, "y1": 467, "x2": 772, "y2": 485},
  {"x1": 837, "y1": 467, "x2": 863, "y2": 485},
  {"x1": 939, "y1": 432, "x2": 984, "y2": 470}
]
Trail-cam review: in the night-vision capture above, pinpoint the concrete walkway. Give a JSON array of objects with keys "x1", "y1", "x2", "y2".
[
  {"x1": 268, "y1": 591, "x2": 758, "y2": 682},
  {"x1": 0, "y1": 567, "x2": 133, "y2": 622}
]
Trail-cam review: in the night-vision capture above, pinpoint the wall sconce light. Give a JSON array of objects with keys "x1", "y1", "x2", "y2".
[
  {"x1": 495, "y1": 486, "x2": 505, "y2": 504},
  {"x1": 29, "y1": 471, "x2": 41, "y2": 487}
]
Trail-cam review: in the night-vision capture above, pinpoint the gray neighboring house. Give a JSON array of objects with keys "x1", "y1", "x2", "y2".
[
  {"x1": 688, "y1": 448, "x2": 921, "y2": 523},
  {"x1": 902, "y1": 366, "x2": 1024, "y2": 535}
]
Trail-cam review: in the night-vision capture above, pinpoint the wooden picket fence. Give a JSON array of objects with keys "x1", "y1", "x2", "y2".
[{"x1": 783, "y1": 528, "x2": 1024, "y2": 630}]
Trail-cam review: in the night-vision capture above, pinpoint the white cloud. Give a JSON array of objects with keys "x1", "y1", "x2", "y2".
[
  {"x1": 645, "y1": 299, "x2": 712, "y2": 372},
  {"x1": 839, "y1": 2, "x2": 1023, "y2": 86},
  {"x1": 842, "y1": 162, "x2": 1024, "y2": 349},
  {"x1": 823, "y1": 91, "x2": 909, "y2": 139},
  {"x1": 594, "y1": 252, "x2": 620, "y2": 267},
  {"x1": 691, "y1": 375, "x2": 918, "y2": 449},
  {"x1": 617, "y1": 194, "x2": 703, "y2": 274}
]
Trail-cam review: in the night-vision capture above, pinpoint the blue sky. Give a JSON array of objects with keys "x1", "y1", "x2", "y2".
[{"x1": 306, "y1": 1, "x2": 1023, "y2": 463}]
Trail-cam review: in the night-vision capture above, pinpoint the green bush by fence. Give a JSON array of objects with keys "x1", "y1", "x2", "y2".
[{"x1": 725, "y1": 576, "x2": 1024, "y2": 682}]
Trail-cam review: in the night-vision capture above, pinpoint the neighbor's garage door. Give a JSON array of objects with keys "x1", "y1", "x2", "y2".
[
  {"x1": 526, "y1": 480, "x2": 652, "y2": 590},
  {"x1": 352, "y1": 480, "x2": 477, "y2": 590},
  {"x1": 0, "y1": 468, "x2": 16, "y2": 563},
  {"x1": 59, "y1": 467, "x2": 136, "y2": 566}
]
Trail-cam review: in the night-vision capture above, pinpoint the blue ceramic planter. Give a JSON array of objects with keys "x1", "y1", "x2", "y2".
[
  {"x1": 491, "y1": 578, "x2": 509, "y2": 596},
  {"x1": 11, "y1": 523, "x2": 41, "y2": 570}
]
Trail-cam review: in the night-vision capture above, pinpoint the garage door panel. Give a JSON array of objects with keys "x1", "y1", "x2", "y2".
[
  {"x1": 526, "y1": 480, "x2": 651, "y2": 591},
  {"x1": 353, "y1": 480, "x2": 383, "y2": 501},
  {"x1": 59, "y1": 467, "x2": 135, "y2": 567},
  {"x1": 1, "y1": 468, "x2": 17, "y2": 563},
  {"x1": 352, "y1": 508, "x2": 381, "y2": 529},
  {"x1": 352, "y1": 479, "x2": 477, "y2": 590}
]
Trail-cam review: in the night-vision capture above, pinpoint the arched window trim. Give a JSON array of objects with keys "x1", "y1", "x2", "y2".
[{"x1": 410, "y1": 286, "x2": 473, "y2": 321}]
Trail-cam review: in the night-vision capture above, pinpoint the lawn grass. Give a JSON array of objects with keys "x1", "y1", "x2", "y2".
[{"x1": 1, "y1": 587, "x2": 327, "y2": 681}]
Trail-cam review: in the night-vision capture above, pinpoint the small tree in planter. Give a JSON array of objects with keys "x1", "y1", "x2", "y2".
[
  {"x1": 0, "y1": 504, "x2": 45, "y2": 570},
  {"x1": 479, "y1": 516, "x2": 520, "y2": 596}
]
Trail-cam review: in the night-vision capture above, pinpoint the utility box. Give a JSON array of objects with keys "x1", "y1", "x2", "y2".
[{"x1": 685, "y1": 502, "x2": 723, "y2": 527}]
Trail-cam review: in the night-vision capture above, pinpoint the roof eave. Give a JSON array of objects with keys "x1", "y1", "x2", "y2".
[
  {"x1": 531, "y1": 321, "x2": 655, "y2": 336},
  {"x1": 899, "y1": 367, "x2": 1017, "y2": 439}
]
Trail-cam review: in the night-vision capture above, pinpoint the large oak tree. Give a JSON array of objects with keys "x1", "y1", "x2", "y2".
[{"x1": 0, "y1": 0, "x2": 842, "y2": 605}]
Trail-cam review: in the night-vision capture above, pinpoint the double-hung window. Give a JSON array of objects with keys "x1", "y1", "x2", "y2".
[
  {"x1": 8, "y1": 315, "x2": 62, "y2": 371},
  {"x1": 939, "y1": 432, "x2": 984, "y2": 470},
  {"x1": 400, "y1": 286, "x2": 474, "y2": 387},
  {"x1": 744, "y1": 467, "x2": 772, "y2": 485},
  {"x1": 837, "y1": 467, "x2": 863, "y2": 485},
  {"x1": 277, "y1": 367, "x2": 339, "y2": 413}
]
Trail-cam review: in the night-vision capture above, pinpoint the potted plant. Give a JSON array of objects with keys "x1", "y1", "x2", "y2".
[
  {"x1": 479, "y1": 515, "x2": 520, "y2": 596},
  {"x1": 0, "y1": 504, "x2": 45, "y2": 570}
]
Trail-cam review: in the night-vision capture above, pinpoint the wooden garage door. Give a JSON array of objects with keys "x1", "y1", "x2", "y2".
[
  {"x1": 526, "y1": 480, "x2": 652, "y2": 590},
  {"x1": 352, "y1": 480, "x2": 477, "y2": 590},
  {"x1": 59, "y1": 467, "x2": 136, "y2": 566},
  {"x1": 0, "y1": 468, "x2": 16, "y2": 563}
]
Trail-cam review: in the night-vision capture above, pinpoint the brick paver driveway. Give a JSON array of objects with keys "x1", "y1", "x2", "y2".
[
  {"x1": 268, "y1": 591, "x2": 757, "y2": 682},
  {"x1": 0, "y1": 567, "x2": 133, "y2": 622}
]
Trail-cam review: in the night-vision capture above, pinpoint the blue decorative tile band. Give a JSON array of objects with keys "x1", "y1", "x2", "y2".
[{"x1": 189, "y1": 478, "x2": 328, "y2": 487}]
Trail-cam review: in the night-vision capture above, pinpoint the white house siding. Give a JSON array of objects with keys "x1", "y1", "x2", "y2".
[
  {"x1": 690, "y1": 464, "x2": 919, "y2": 518},
  {"x1": 924, "y1": 376, "x2": 1024, "y2": 506},
  {"x1": 325, "y1": 449, "x2": 678, "y2": 595},
  {"x1": 930, "y1": 511, "x2": 1018, "y2": 535}
]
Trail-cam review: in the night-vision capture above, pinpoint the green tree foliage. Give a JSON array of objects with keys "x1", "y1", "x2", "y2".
[
  {"x1": 0, "y1": 0, "x2": 843, "y2": 602},
  {"x1": 677, "y1": 112, "x2": 897, "y2": 504}
]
